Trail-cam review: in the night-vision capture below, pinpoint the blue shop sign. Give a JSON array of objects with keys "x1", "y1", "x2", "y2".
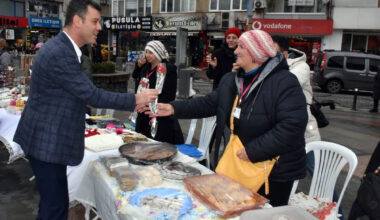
[{"x1": 29, "y1": 16, "x2": 61, "y2": 29}]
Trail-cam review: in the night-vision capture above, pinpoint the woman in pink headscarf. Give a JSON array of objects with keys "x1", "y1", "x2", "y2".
[{"x1": 153, "y1": 30, "x2": 308, "y2": 206}]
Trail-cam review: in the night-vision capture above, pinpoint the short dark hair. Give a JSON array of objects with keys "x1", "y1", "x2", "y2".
[
  {"x1": 65, "y1": 0, "x2": 101, "y2": 27},
  {"x1": 272, "y1": 36, "x2": 290, "y2": 52}
]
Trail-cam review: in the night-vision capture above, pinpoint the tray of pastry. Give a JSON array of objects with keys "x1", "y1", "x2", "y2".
[
  {"x1": 119, "y1": 142, "x2": 177, "y2": 165},
  {"x1": 183, "y1": 174, "x2": 268, "y2": 218}
]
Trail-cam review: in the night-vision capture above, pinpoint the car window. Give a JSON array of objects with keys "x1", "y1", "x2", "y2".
[
  {"x1": 346, "y1": 57, "x2": 365, "y2": 71},
  {"x1": 327, "y1": 56, "x2": 344, "y2": 69},
  {"x1": 369, "y1": 59, "x2": 380, "y2": 72}
]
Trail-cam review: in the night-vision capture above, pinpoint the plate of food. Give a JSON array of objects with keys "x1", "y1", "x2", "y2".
[{"x1": 119, "y1": 142, "x2": 177, "y2": 165}]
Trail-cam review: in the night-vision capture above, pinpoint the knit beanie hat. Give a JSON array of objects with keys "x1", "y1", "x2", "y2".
[
  {"x1": 145, "y1": 40, "x2": 169, "y2": 62},
  {"x1": 238, "y1": 30, "x2": 277, "y2": 64},
  {"x1": 225, "y1": 27, "x2": 242, "y2": 40}
]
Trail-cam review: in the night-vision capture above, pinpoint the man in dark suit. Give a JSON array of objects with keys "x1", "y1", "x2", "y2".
[{"x1": 13, "y1": 1, "x2": 158, "y2": 219}]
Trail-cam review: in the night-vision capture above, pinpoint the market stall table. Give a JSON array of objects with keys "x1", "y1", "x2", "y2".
[{"x1": 71, "y1": 153, "x2": 251, "y2": 220}]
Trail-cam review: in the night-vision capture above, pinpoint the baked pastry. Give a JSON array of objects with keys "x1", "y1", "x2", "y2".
[{"x1": 184, "y1": 174, "x2": 268, "y2": 218}]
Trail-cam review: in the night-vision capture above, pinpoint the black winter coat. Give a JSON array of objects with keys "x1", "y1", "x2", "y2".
[
  {"x1": 206, "y1": 44, "x2": 236, "y2": 90},
  {"x1": 171, "y1": 53, "x2": 308, "y2": 182},
  {"x1": 134, "y1": 62, "x2": 184, "y2": 144}
]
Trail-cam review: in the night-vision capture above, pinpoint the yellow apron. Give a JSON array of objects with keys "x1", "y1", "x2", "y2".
[{"x1": 216, "y1": 96, "x2": 279, "y2": 194}]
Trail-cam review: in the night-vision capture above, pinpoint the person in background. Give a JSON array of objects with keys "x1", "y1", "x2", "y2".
[
  {"x1": 13, "y1": 1, "x2": 158, "y2": 219},
  {"x1": 369, "y1": 68, "x2": 379, "y2": 113},
  {"x1": 153, "y1": 30, "x2": 307, "y2": 206},
  {"x1": 272, "y1": 36, "x2": 321, "y2": 144},
  {"x1": 133, "y1": 40, "x2": 184, "y2": 145},
  {"x1": 0, "y1": 38, "x2": 11, "y2": 68},
  {"x1": 273, "y1": 36, "x2": 346, "y2": 219},
  {"x1": 206, "y1": 27, "x2": 242, "y2": 90},
  {"x1": 34, "y1": 42, "x2": 44, "y2": 54}
]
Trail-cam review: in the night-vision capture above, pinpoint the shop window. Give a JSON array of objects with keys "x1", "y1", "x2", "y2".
[
  {"x1": 267, "y1": 0, "x2": 326, "y2": 13},
  {"x1": 327, "y1": 56, "x2": 344, "y2": 69},
  {"x1": 369, "y1": 59, "x2": 380, "y2": 72},
  {"x1": 137, "y1": 0, "x2": 151, "y2": 16},
  {"x1": 210, "y1": 0, "x2": 247, "y2": 11},
  {"x1": 346, "y1": 57, "x2": 365, "y2": 71},
  {"x1": 161, "y1": 0, "x2": 196, "y2": 12},
  {"x1": 367, "y1": 36, "x2": 380, "y2": 55},
  {"x1": 351, "y1": 35, "x2": 367, "y2": 52}
]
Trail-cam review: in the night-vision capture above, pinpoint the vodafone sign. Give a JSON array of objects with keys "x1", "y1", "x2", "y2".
[{"x1": 247, "y1": 19, "x2": 333, "y2": 35}]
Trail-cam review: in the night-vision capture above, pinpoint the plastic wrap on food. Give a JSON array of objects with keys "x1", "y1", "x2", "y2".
[
  {"x1": 138, "y1": 166, "x2": 163, "y2": 187},
  {"x1": 119, "y1": 142, "x2": 177, "y2": 165},
  {"x1": 129, "y1": 187, "x2": 192, "y2": 219},
  {"x1": 155, "y1": 63, "x2": 166, "y2": 93},
  {"x1": 100, "y1": 156, "x2": 129, "y2": 176},
  {"x1": 114, "y1": 166, "x2": 138, "y2": 191},
  {"x1": 149, "y1": 63, "x2": 166, "y2": 137},
  {"x1": 184, "y1": 174, "x2": 268, "y2": 218},
  {"x1": 129, "y1": 77, "x2": 149, "y2": 123},
  {"x1": 160, "y1": 161, "x2": 201, "y2": 181}
]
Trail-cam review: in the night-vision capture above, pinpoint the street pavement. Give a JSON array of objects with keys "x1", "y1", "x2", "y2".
[{"x1": 0, "y1": 76, "x2": 379, "y2": 219}]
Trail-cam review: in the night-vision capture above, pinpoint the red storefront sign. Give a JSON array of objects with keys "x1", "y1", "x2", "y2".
[
  {"x1": 246, "y1": 19, "x2": 333, "y2": 35},
  {"x1": 0, "y1": 15, "x2": 28, "y2": 28}
]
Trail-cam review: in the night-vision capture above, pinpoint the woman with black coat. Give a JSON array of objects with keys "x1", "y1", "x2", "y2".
[
  {"x1": 153, "y1": 30, "x2": 308, "y2": 206},
  {"x1": 206, "y1": 27, "x2": 242, "y2": 90},
  {"x1": 133, "y1": 40, "x2": 183, "y2": 144}
]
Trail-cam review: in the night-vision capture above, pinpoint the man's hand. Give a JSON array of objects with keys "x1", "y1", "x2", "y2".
[
  {"x1": 135, "y1": 104, "x2": 149, "y2": 113},
  {"x1": 145, "y1": 103, "x2": 174, "y2": 117},
  {"x1": 236, "y1": 148, "x2": 249, "y2": 161},
  {"x1": 135, "y1": 89, "x2": 158, "y2": 105},
  {"x1": 206, "y1": 54, "x2": 217, "y2": 69}
]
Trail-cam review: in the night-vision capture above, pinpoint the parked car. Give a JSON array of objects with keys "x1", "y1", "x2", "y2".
[{"x1": 314, "y1": 50, "x2": 380, "y2": 93}]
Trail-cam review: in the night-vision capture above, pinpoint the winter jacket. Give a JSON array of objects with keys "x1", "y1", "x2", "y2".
[
  {"x1": 206, "y1": 43, "x2": 236, "y2": 90},
  {"x1": 135, "y1": 62, "x2": 184, "y2": 144},
  {"x1": 171, "y1": 52, "x2": 308, "y2": 182},
  {"x1": 287, "y1": 48, "x2": 321, "y2": 143}
]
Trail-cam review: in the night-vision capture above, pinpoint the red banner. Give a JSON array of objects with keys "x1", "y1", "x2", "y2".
[
  {"x1": 0, "y1": 15, "x2": 28, "y2": 28},
  {"x1": 246, "y1": 19, "x2": 333, "y2": 35}
]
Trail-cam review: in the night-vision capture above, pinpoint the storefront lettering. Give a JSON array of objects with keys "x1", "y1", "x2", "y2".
[
  {"x1": 263, "y1": 23, "x2": 292, "y2": 29},
  {"x1": 0, "y1": 16, "x2": 28, "y2": 27},
  {"x1": 112, "y1": 17, "x2": 140, "y2": 24},
  {"x1": 103, "y1": 16, "x2": 152, "y2": 31}
]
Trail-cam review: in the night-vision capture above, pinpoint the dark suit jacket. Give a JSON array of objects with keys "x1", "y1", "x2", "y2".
[{"x1": 14, "y1": 32, "x2": 136, "y2": 166}]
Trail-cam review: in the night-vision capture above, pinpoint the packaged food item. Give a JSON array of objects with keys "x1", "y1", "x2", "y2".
[
  {"x1": 138, "y1": 166, "x2": 162, "y2": 187},
  {"x1": 114, "y1": 166, "x2": 138, "y2": 191},
  {"x1": 85, "y1": 134, "x2": 124, "y2": 152},
  {"x1": 160, "y1": 161, "x2": 201, "y2": 181},
  {"x1": 100, "y1": 156, "x2": 129, "y2": 176},
  {"x1": 184, "y1": 174, "x2": 268, "y2": 218}
]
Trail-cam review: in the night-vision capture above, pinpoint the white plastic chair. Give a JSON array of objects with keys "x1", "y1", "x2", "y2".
[
  {"x1": 185, "y1": 116, "x2": 216, "y2": 168},
  {"x1": 95, "y1": 108, "x2": 115, "y2": 117},
  {"x1": 290, "y1": 141, "x2": 358, "y2": 210}
]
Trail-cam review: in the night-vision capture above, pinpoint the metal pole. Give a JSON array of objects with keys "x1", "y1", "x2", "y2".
[
  {"x1": 246, "y1": 0, "x2": 254, "y2": 31},
  {"x1": 352, "y1": 88, "x2": 358, "y2": 111}
]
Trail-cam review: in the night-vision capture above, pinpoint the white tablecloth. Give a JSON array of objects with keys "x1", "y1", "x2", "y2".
[
  {"x1": 0, "y1": 108, "x2": 25, "y2": 163},
  {"x1": 70, "y1": 152, "x2": 244, "y2": 220}
]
